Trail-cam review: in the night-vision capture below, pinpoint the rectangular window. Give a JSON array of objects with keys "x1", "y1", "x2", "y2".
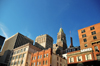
[
  {"x1": 82, "y1": 34, "x2": 86, "y2": 38},
  {"x1": 23, "y1": 54, "x2": 25, "y2": 57},
  {"x1": 94, "y1": 46, "x2": 98, "y2": 51},
  {"x1": 24, "y1": 48, "x2": 26, "y2": 51},
  {"x1": 84, "y1": 44, "x2": 87, "y2": 47},
  {"x1": 31, "y1": 63, "x2": 33, "y2": 66},
  {"x1": 43, "y1": 61, "x2": 45, "y2": 65},
  {"x1": 90, "y1": 26, "x2": 95, "y2": 30},
  {"x1": 34, "y1": 62, "x2": 35, "y2": 66},
  {"x1": 46, "y1": 60, "x2": 48, "y2": 65},
  {"x1": 19, "y1": 54, "x2": 22, "y2": 58},
  {"x1": 69, "y1": 57, "x2": 74, "y2": 63},
  {"x1": 83, "y1": 39, "x2": 87, "y2": 42},
  {"x1": 38, "y1": 56, "x2": 39, "y2": 59},
  {"x1": 77, "y1": 56, "x2": 82, "y2": 61},
  {"x1": 91, "y1": 31, "x2": 96, "y2": 35},
  {"x1": 85, "y1": 54, "x2": 92, "y2": 60},
  {"x1": 60, "y1": 64, "x2": 62, "y2": 66},
  {"x1": 47, "y1": 53, "x2": 48, "y2": 57},
  {"x1": 81, "y1": 30, "x2": 85, "y2": 33},
  {"x1": 93, "y1": 36, "x2": 97, "y2": 40},
  {"x1": 40, "y1": 55, "x2": 42, "y2": 59},
  {"x1": 39, "y1": 62, "x2": 41, "y2": 65},
  {"x1": 37, "y1": 62, "x2": 38, "y2": 65},
  {"x1": 57, "y1": 62, "x2": 59, "y2": 66},
  {"x1": 57, "y1": 57, "x2": 59, "y2": 61}
]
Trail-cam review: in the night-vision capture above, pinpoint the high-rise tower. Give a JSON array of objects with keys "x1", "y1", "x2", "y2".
[{"x1": 57, "y1": 28, "x2": 67, "y2": 50}]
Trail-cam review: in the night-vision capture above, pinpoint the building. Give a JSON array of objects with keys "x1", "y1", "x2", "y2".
[
  {"x1": 35, "y1": 34, "x2": 53, "y2": 50},
  {"x1": 30, "y1": 48, "x2": 67, "y2": 66},
  {"x1": 67, "y1": 23, "x2": 100, "y2": 66},
  {"x1": 8, "y1": 43, "x2": 41, "y2": 66},
  {"x1": 0, "y1": 35, "x2": 5, "y2": 51},
  {"x1": 0, "y1": 33, "x2": 33, "y2": 64},
  {"x1": 53, "y1": 28, "x2": 67, "y2": 55}
]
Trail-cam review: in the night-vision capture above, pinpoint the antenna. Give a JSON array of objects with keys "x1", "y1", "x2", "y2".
[
  {"x1": 60, "y1": 22, "x2": 62, "y2": 28},
  {"x1": 70, "y1": 31, "x2": 71, "y2": 37}
]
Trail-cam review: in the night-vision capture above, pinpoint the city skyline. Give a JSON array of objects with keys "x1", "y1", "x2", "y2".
[{"x1": 0, "y1": 0, "x2": 100, "y2": 47}]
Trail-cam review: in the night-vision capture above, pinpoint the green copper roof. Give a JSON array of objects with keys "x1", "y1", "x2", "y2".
[{"x1": 59, "y1": 28, "x2": 64, "y2": 33}]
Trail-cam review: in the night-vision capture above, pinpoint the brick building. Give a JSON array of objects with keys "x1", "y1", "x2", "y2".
[
  {"x1": 67, "y1": 23, "x2": 100, "y2": 66},
  {"x1": 30, "y1": 48, "x2": 67, "y2": 66}
]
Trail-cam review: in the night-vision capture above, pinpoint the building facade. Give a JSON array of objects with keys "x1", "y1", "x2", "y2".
[
  {"x1": 35, "y1": 34, "x2": 53, "y2": 50},
  {"x1": 67, "y1": 23, "x2": 100, "y2": 66},
  {"x1": 53, "y1": 28, "x2": 67, "y2": 55},
  {"x1": 8, "y1": 43, "x2": 41, "y2": 66},
  {"x1": 0, "y1": 33, "x2": 33, "y2": 64},
  {"x1": 30, "y1": 48, "x2": 67, "y2": 66}
]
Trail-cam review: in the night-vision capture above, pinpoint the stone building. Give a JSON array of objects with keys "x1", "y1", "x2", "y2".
[
  {"x1": 53, "y1": 28, "x2": 67, "y2": 55},
  {"x1": 0, "y1": 33, "x2": 33, "y2": 64},
  {"x1": 8, "y1": 43, "x2": 41, "y2": 66},
  {"x1": 35, "y1": 34, "x2": 53, "y2": 50}
]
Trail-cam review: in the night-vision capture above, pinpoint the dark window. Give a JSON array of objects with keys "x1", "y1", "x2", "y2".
[
  {"x1": 57, "y1": 62, "x2": 59, "y2": 66},
  {"x1": 90, "y1": 27, "x2": 95, "y2": 30},
  {"x1": 57, "y1": 57, "x2": 59, "y2": 61},
  {"x1": 91, "y1": 31, "x2": 96, "y2": 35},
  {"x1": 94, "y1": 46, "x2": 98, "y2": 51},
  {"x1": 93, "y1": 36, "x2": 97, "y2": 40},
  {"x1": 81, "y1": 30, "x2": 85, "y2": 33},
  {"x1": 83, "y1": 39, "x2": 87, "y2": 42},
  {"x1": 84, "y1": 44, "x2": 87, "y2": 47},
  {"x1": 43, "y1": 61, "x2": 45, "y2": 65},
  {"x1": 82, "y1": 34, "x2": 86, "y2": 38}
]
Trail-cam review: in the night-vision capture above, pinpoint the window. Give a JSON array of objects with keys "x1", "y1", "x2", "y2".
[
  {"x1": 11, "y1": 62, "x2": 13, "y2": 65},
  {"x1": 57, "y1": 57, "x2": 59, "y2": 61},
  {"x1": 94, "y1": 46, "x2": 98, "y2": 51},
  {"x1": 39, "y1": 62, "x2": 41, "y2": 65},
  {"x1": 46, "y1": 60, "x2": 48, "y2": 64},
  {"x1": 17, "y1": 50, "x2": 20, "y2": 53},
  {"x1": 35, "y1": 56, "x2": 36, "y2": 60},
  {"x1": 40, "y1": 55, "x2": 42, "y2": 59},
  {"x1": 60, "y1": 64, "x2": 62, "y2": 66},
  {"x1": 16, "y1": 56, "x2": 18, "y2": 59},
  {"x1": 77, "y1": 56, "x2": 82, "y2": 61},
  {"x1": 57, "y1": 62, "x2": 59, "y2": 66},
  {"x1": 24, "y1": 48, "x2": 26, "y2": 51},
  {"x1": 38, "y1": 56, "x2": 39, "y2": 59},
  {"x1": 37, "y1": 62, "x2": 38, "y2": 65},
  {"x1": 81, "y1": 30, "x2": 85, "y2": 33},
  {"x1": 83, "y1": 39, "x2": 87, "y2": 42},
  {"x1": 21, "y1": 60, "x2": 23, "y2": 64},
  {"x1": 47, "y1": 53, "x2": 48, "y2": 57},
  {"x1": 93, "y1": 36, "x2": 97, "y2": 40},
  {"x1": 91, "y1": 31, "x2": 96, "y2": 35},
  {"x1": 14, "y1": 51, "x2": 16, "y2": 54},
  {"x1": 21, "y1": 49, "x2": 23, "y2": 52},
  {"x1": 32, "y1": 57, "x2": 34, "y2": 60},
  {"x1": 44, "y1": 54, "x2": 45, "y2": 58},
  {"x1": 23, "y1": 53, "x2": 25, "y2": 57},
  {"x1": 14, "y1": 61, "x2": 17, "y2": 65},
  {"x1": 19, "y1": 54, "x2": 22, "y2": 58},
  {"x1": 72, "y1": 49, "x2": 75, "y2": 51},
  {"x1": 34, "y1": 62, "x2": 35, "y2": 66},
  {"x1": 85, "y1": 54, "x2": 92, "y2": 60},
  {"x1": 18, "y1": 61, "x2": 20, "y2": 64},
  {"x1": 90, "y1": 26, "x2": 95, "y2": 30},
  {"x1": 69, "y1": 57, "x2": 74, "y2": 63},
  {"x1": 84, "y1": 44, "x2": 87, "y2": 47},
  {"x1": 43, "y1": 61, "x2": 45, "y2": 65},
  {"x1": 60, "y1": 59, "x2": 62, "y2": 62},
  {"x1": 82, "y1": 34, "x2": 86, "y2": 38},
  {"x1": 31, "y1": 63, "x2": 33, "y2": 66}
]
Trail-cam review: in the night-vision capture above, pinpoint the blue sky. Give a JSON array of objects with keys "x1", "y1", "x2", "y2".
[{"x1": 0, "y1": 0, "x2": 100, "y2": 47}]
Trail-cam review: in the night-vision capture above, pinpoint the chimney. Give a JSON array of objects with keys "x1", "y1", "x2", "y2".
[{"x1": 69, "y1": 37, "x2": 74, "y2": 48}]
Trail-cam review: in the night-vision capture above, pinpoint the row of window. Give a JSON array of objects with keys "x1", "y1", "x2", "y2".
[
  {"x1": 10, "y1": 60, "x2": 23, "y2": 65},
  {"x1": 31, "y1": 60, "x2": 48, "y2": 66},
  {"x1": 32, "y1": 54, "x2": 48, "y2": 60},
  {"x1": 82, "y1": 31, "x2": 96, "y2": 38},
  {"x1": 65, "y1": 48, "x2": 80, "y2": 53},
  {"x1": 12, "y1": 54, "x2": 25, "y2": 60},
  {"x1": 83, "y1": 36, "x2": 97, "y2": 42},
  {"x1": 13, "y1": 48, "x2": 26, "y2": 54},
  {"x1": 81, "y1": 26, "x2": 95, "y2": 33},
  {"x1": 69, "y1": 54, "x2": 92, "y2": 63}
]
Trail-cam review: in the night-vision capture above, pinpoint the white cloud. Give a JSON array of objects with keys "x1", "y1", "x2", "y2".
[{"x1": 0, "y1": 23, "x2": 9, "y2": 39}]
